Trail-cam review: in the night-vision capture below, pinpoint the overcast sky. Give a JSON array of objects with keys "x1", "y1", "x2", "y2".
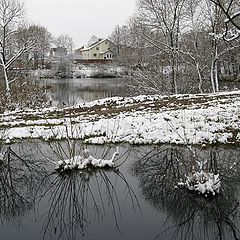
[{"x1": 24, "y1": 0, "x2": 137, "y2": 48}]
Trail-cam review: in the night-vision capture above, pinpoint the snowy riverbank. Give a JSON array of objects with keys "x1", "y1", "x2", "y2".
[
  {"x1": 29, "y1": 64, "x2": 124, "y2": 79},
  {"x1": 1, "y1": 91, "x2": 240, "y2": 145}
]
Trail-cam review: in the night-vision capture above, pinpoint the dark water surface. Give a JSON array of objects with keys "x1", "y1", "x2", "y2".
[
  {"x1": 0, "y1": 142, "x2": 240, "y2": 240},
  {"x1": 43, "y1": 78, "x2": 127, "y2": 107}
]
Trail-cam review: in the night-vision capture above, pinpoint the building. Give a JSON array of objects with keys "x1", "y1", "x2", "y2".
[
  {"x1": 75, "y1": 39, "x2": 117, "y2": 62},
  {"x1": 50, "y1": 47, "x2": 68, "y2": 59}
]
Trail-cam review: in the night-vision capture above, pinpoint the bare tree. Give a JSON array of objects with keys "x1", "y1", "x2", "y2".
[
  {"x1": 137, "y1": 0, "x2": 188, "y2": 94},
  {"x1": 87, "y1": 35, "x2": 99, "y2": 46},
  {"x1": 109, "y1": 25, "x2": 130, "y2": 56},
  {"x1": 15, "y1": 24, "x2": 52, "y2": 70},
  {"x1": 179, "y1": 0, "x2": 210, "y2": 93},
  {"x1": 28, "y1": 25, "x2": 52, "y2": 69},
  {"x1": 209, "y1": 0, "x2": 240, "y2": 40},
  {"x1": 204, "y1": 0, "x2": 240, "y2": 92},
  {"x1": 0, "y1": 0, "x2": 34, "y2": 100},
  {"x1": 54, "y1": 34, "x2": 74, "y2": 55},
  {"x1": 112, "y1": 0, "x2": 240, "y2": 94},
  {"x1": 53, "y1": 34, "x2": 74, "y2": 78}
]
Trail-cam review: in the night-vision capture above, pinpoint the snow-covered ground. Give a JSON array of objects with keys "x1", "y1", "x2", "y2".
[
  {"x1": 73, "y1": 64, "x2": 123, "y2": 78},
  {"x1": 0, "y1": 91, "x2": 240, "y2": 145}
]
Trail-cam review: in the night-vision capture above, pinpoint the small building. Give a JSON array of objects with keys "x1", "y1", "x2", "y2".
[
  {"x1": 50, "y1": 47, "x2": 68, "y2": 58},
  {"x1": 75, "y1": 39, "x2": 117, "y2": 62}
]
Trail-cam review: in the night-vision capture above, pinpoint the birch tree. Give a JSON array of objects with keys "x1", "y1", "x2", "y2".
[
  {"x1": 205, "y1": 0, "x2": 240, "y2": 92},
  {"x1": 137, "y1": 0, "x2": 188, "y2": 94},
  {"x1": 112, "y1": 0, "x2": 239, "y2": 94},
  {"x1": 179, "y1": 0, "x2": 210, "y2": 93},
  {"x1": 0, "y1": 0, "x2": 34, "y2": 100},
  {"x1": 209, "y1": 0, "x2": 240, "y2": 41}
]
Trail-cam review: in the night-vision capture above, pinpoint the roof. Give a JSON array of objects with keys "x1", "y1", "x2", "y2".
[
  {"x1": 88, "y1": 38, "x2": 103, "y2": 48},
  {"x1": 79, "y1": 39, "x2": 115, "y2": 52}
]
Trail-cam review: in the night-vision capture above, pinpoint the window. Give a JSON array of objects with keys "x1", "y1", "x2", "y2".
[
  {"x1": 93, "y1": 53, "x2": 97, "y2": 57},
  {"x1": 96, "y1": 47, "x2": 99, "y2": 50}
]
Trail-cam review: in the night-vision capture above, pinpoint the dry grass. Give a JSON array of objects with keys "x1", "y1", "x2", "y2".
[{"x1": 0, "y1": 79, "x2": 50, "y2": 113}]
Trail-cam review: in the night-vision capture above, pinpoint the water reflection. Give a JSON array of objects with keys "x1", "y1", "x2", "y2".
[
  {"x1": 37, "y1": 168, "x2": 140, "y2": 240},
  {"x1": 43, "y1": 78, "x2": 126, "y2": 107},
  {"x1": 132, "y1": 145, "x2": 240, "y2": 240},
  {"x1": 31, "y1": 141, "x2": 139, "y2": 239},
  {"x1": 0, "y1": 141, "x2": 240, "y2": 240},
  {"x1": 0, "y1": 145, "x2": 47, "y2": 226}
]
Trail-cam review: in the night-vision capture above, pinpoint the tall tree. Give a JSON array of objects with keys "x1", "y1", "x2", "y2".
[
  {"x1": 53, "y1": 34, "x2": 74, "y2": 78},
  {"x1": 54, "y1": 34, "x2": 74, "y2": 55},
  {"x1": 179, "y1": 0, "x2": 210, "y2": 93},
  {"x1": 0, "y1": 0, "x2": 34, "y2": 99},
  {"x1": 136, "y1": 0, "x2": 188, "y2": 94},
  {"x1": 16, "y1": 24, "x2": 52, "y2": 70},
  {"x1": 29, "y1": 25, "x2": 52, "y2": 69}
]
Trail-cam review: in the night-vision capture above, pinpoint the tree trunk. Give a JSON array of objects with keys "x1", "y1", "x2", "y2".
[
  {"x1": 3, "y1": 66, "x2": 11, "y2": 104},
  {"x1": 196, "y1": 63, "x2": 203, "y2": 93},
  {"x1": 214, "y1": 60, "x2": 219, "y2": 92},
  {"x1": 214, "y1": 44, "x2": 219, "y2": 92},
  {"x1": 171, "y1": 59, "x2": 178, "y2": 94},
  {"x1": 211, "y1": 59, "x2": 216, "y2": 93}
]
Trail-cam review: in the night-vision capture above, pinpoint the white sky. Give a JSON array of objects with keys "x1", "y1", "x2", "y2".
[{"x1": 24, "y1": 0, "x2": 137, "y2": 48}]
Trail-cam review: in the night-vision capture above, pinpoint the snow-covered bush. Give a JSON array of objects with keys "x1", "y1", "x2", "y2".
[
  {"x1": 178, "y1": 160, "x2": 221, "y2": 196},
  {"x1": 178, "y1": 171, "x2": 221, "y2": 196},
  {"x1": 55, "y1": 147, "x2": 119, "y2": 172}
]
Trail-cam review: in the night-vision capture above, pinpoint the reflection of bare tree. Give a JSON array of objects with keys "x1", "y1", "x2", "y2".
[
  {"x1": 37, "y1": 164, "x2": 139, "y2": 239},
  {"x1": 132, "y1": 145, "x2": 240, "y2": 240},
  {"x1": 0, "y1": 145, "x2": 47, "y2": 225}
]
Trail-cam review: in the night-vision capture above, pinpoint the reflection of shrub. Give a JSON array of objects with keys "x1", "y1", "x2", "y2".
[{"x1": 0, "y1": 79, "x2": 50, "y2": 113}]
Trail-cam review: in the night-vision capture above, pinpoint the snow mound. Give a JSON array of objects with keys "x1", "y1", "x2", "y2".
[
  {"x1": 55, "y1": 147, "x2": 119, "y2": 172},
  {"x1": 178, "y1": 171, "x2": 221, "y2": 196}
]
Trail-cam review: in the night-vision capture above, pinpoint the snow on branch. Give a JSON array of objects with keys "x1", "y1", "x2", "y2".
[
  {"x1": 5, "y1": 41, "x2": 35, "y2": 70},
  {"x1": 224, "y1": 10, "x2": 240, "y2": 25},
  {"x1": 209, "y1": 0, "x2": 240, "y2": 41}
]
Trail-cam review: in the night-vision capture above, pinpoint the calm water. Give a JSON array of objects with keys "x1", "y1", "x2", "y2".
[
  {"x1": 43, "y1": 78, "x2": 127, "y2": 107},
  {"x1": 0, "y1": 141, "x2": 240, "y2": 240},
  {"x1": 39, "y1": 78, "x2": 240, "y2": 108}
]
